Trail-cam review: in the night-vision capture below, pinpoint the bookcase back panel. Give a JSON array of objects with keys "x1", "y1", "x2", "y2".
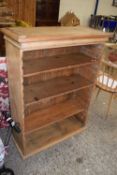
[
  {"x1": 24, "y1": 86, "x2": 93, "y2": 133},
  {"x1": 25, "y1": 86, "x2": 93, "y2": 116},
  {"x1": 23, "y1": 46, "x2": 81, "y2": 61},
  {"x1": 80, "y1": 44, "x2": 104, "y2": 60},
  {"x1": 25, "y1": 92, "x2": 74, "y2": 116},
  {"x1": 25, "y1": 113, "x2": 85, "y2": 157},
  {"x1": 24, "y1": 67, "x2": 80, "y2": 85}
]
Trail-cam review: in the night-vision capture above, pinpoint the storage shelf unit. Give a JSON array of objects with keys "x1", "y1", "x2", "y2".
[{"x1": 3, "y1": 26, "x2": 110, "y2": 158}]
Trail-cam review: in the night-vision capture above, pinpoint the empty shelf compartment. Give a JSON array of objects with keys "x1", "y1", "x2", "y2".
[
  {"x1": 25, "y1": 114, "x2": 85, "y2": 157},
  {"x1": 23, "y1": 52, "x2": 95, "y2": 77},
  {"x1": 24, "y1": 74, "x2": 92, "y2": 106},
  {"x1": 25, "y1": 96, "x2": 85, "y2": 134}
]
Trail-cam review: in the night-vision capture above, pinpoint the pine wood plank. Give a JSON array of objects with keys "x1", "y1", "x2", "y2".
[
  {"x1": 25, "y1": 97, "x2": 84, "y2": 134},
  {"x1": 24, "y1": 74, "x2": 92, "y2": 105},
  {"x1": 25, "y1": 86, "x2": 93, "y2": 116},
  {"x1": 2, "y1": 26, "x2": 111, "y2": 43},
  {"x1": 24, "y1": 67, "x2": 80, "y2": 85},
  {"x1": 23, "y1": 52, "x2": 95, "y2": 77},
  {"x1": 23, "y1": 46, "x2": 80, "y2": 60},
  {"x1": 5, "y1": 40, "x2": 25, "y2": 152},
  {"x1": 25, "y1": 115, "x2": 85, "y2": 157}
]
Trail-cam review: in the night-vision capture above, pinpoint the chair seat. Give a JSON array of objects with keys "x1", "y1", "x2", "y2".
[{"x1": 97, "y1": 73, "x2": 117, "y2": 92}]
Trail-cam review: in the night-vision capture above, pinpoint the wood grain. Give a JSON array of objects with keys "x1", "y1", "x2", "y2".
[
  {"x1": 23, "y1": 52, "x2": 95, "y2": 77},
  {"x1": 25, "y1": 115, "x2": 85, "y2": 157},
  {"x1": 24, "y1": 67, "x2": 80, "y2": 84},
  {"x1": 5, "y1": 40, "x2": 25, "y2": 153},
  {"x1": 2, "y1": 26, "x2": 111, "y2": 43},
  {"x1": 24, "y1": 86, "x2": 92, "y2": 116},
  {"x1": 24, "y1": 74, "x2": 92, "y2": 105},
  {"x1": 25, "y1": 97, "x2": 84, "y2": 134},
  {"x1": 23, "y1": 45, "x2": 80, "y2": 60}
]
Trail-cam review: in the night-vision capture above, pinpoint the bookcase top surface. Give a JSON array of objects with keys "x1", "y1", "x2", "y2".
[{"x1": 2, "y1": 26, "x2": 111, "y2": 44}]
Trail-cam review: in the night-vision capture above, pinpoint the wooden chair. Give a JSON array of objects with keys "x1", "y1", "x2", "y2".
[{"x1": 96, "y1": 58, "x2": 117, "y2": 118}]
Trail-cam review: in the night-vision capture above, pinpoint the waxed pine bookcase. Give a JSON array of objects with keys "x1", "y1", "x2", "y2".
[{"x1": 2, "y1": 26, "x2": 110, "y2": 158}]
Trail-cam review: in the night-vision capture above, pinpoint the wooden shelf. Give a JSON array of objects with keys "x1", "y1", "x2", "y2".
[
  {"x1": 24, "y1": 74, "x2": 92, "y2": 106},
  {"x1": 23, "y1": 53, "x2": 95, "y2": 77},
  {"x1": 25, "y1": 115, "x2": 85, "y2": 157},
  {"x1": 25, "y1": 97, "x2": 84, "y2": 134}
]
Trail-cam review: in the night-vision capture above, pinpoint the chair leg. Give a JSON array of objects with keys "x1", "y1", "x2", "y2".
[
  {"x1": 105, "y1": 93, "x2": 114, "y2": 119},
  {"x1": 95, "y1": 87, "x2": 101, "y2": 101}
]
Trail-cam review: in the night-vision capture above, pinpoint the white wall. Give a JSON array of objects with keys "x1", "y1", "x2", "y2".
[
  {"x1": 97, "y1": 0, "x2": 117, "y2": 16},
  {"x1": 59, "y1": 0, "x2": 117, "y2": 26}
]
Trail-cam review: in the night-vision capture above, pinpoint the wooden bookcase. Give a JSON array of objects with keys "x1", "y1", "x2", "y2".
[{"x1": 2, "y1": 26, "x2": 110, "y2": 158}]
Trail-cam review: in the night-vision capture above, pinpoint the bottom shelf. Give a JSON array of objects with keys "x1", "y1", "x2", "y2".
[{"x1": 24, "y1": 114, "x2": 85, "y2": 158}]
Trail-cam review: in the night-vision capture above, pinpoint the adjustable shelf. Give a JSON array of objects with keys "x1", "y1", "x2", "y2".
[{"x1": 3, "y1": 26, "x2": 110, "y2": 158}]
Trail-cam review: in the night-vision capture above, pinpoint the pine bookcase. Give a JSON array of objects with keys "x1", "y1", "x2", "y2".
[{"x1": 2, "y1": 26, "x2": 110, "y2": 158}]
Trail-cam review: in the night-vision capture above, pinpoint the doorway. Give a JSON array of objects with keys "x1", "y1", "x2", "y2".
[{"x1": 36, "y1": 0, "x2": 60, "y2": 26}]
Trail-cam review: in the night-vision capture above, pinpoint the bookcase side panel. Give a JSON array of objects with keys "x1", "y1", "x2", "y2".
[
  {"x1": 5, "y1": 40, "x2": 25, "y2": 153},
  {"x1": 78, "y1": 44, "x2": 105, "y2": 123}
]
